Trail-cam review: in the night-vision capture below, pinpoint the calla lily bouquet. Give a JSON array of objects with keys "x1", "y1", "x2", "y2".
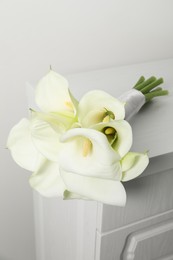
[{"x1": 7, "y1": 70, "x2": 168, "y2": 206}]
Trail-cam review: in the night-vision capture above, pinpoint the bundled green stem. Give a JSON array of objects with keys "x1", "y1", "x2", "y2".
[{"x1": 133, "y1": 76, "x2": 169, "y2": 102}]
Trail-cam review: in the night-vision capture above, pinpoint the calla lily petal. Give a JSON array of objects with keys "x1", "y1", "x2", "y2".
[
  {"x1": 60, "y1": 169, "x2": 126, "y2": 206},
  {"x1": 30, "y1": 115, "x2": 62, "y2": 162},
  {"x1": 59, "y1": 128, "x2": 122, "y2": 180},
  {"x1": 121, "y1": 152, "x2": 149, "y2": 182},
  {"x1": 35, "y1": 70, "x2": 75, "y2": 114},
  {"x1": 63, "y1": 190, "x2": 89, "y2": 200},
  {"x1": 30, "y1": 110, "x2": 76, "y2": 134},
  {"x1": 29, "y1": 158, "x2": 66, "y2": 197},
  {"x1": 7, "y1": 118, "x2": 42, "y2": 171},
  {"x1": 78, "y1": 90, "x2": 125, "y2": 126},
  {"x1": 68, "y1": 89, "x2": 79, "y2": 114},
  {"x1": 93, "y1": 120, "x2": 132, "y2": 158}
]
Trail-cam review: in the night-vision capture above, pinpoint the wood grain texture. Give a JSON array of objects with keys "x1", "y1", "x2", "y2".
[
  {"x1": 34, "y1": 195, "x2": 78, "y2": 260},
  {"x1": 96, "y1": 210, "x2": 173, "y2": 260},
  {"x1": 122, "y1": 219, "x2": 173, "y2": 260},
  {"x1": 98, "y1": 168, "x2": 173, "y2": 232},
  {"x1": 34, "y1": 194, "x2": 97, "y2": 260}
]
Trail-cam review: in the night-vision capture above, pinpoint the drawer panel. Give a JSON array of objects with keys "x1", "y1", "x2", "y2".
[
  {"x1": 98, "y1": 168, "x2": 173, "y2": 232},
  {"x1": 122, "y1": 219, "x2": 173, "y2": 260},
  {"x1": 96, "y1": 211, "x2": 173, "y2": 260}
]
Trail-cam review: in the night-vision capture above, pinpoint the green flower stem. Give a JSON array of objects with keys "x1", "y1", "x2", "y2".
[
  {"x1": 132, "y1": 75, "x2": 169, "y2": 103},
  {"x1": 149, "y1": 87, "x2": 162, "y2": 93},
  {"x1": 145, "y1": 90, "x2": 169, "y2": 102},
  {"x1": 133, "y1": 76, "x2": 145, "y2": 87},
  {"x1": 141, "y1": 78, "x2": 164, "y2": 94},
  {"x1": 134, "y1": 76, "x2": 156, "y2": 90}
]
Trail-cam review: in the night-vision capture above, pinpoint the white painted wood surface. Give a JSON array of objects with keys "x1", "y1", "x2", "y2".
[
  {"x1": 98, "y1": 168, "x2": 173, "y2": 232},
  {"x1": 34, "y1": 59, "x2": 173, "y2": 260},
  {"x1": 96, "y1": 169, "x2": 173, "y2": 260},
  {"x1": 122, "y1": 218, "x2": 173, "y2": 260}
]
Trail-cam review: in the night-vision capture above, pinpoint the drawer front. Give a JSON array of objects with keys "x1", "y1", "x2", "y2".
[
  {"x1": 96, "y1": 167, "x2": 173, "y2": 260},
  {"x1": 98, "y1": 167, "x2": 173, "y2": 232},
  {"x1": 96, "y1": 211, "x2": 173, "y2": 260},
  {"x1": 122, "y1": 219, "x2": 173, "y2": 260}
]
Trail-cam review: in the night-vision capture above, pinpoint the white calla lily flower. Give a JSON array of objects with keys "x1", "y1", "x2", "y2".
[
  {"x1": 93, "y1": 120, "x2": 132, "y2": 158},
  {"x1": 29, "y1": 70, "x2": 78, "y2": 160},
  {"x1": 29, "y1": 158, "x2": 66, "y2": 197},
  {"x1": 78, "y1": 90, "x2": 125, "y2": 127},
  {"x1": 29, "y1": 156, "x2": 85, "y2": 199},
  {"x1": 59, "y1": 128, "x2": 122, "y2": 180},
  {"x1": 7, "y1": 69, "x2": 152, "y2": 206},
  {"x1": 7, "y1": 118, "x2": 42, "y2": 171},
  {"x1": 30, "y1": 110, "x2": 76, "y2": 134},
  {"x1": 60, "y1": 169, "x2": 126, "y2": 206},
  {"x1": 35, "y1": 69, "x2": 77, "y2": 115},
  {"x1": 121, "y1": 152, "x2": 149, "y2": 181},
  {"x1": 30, "y1": 114, "x2": 63, "y2": 162},
  {"x1": 7, "y1": 117, "x2": 74, "y2": 198}
]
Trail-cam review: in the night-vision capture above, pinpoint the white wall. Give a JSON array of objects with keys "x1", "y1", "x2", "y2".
[{"x1": 0, "y1": 1, "x2": 173, "y2": 260}]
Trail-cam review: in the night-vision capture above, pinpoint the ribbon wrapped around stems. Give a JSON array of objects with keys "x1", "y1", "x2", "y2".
[
  {"x1": 119, "y1": 89, "x2": 145, "y2": 121},
  {"x1": 119, "y1": 76, "x2": 168, "y2": 121}
]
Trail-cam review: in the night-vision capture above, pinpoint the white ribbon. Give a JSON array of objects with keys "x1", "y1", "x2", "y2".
[{"x1": 119, "y1": 89, "x2": 146, "y2": 121}]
